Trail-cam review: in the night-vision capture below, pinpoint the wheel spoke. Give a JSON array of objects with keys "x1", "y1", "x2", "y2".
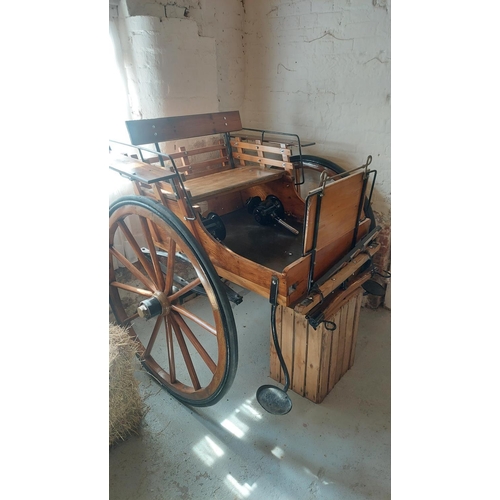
[
  {"x1": 171, "y1": 304, "x2": 217, "y2": 336},
  {"x1": 144, "y1": 316, "x2": 163, "y2": 358},
  {"x1": 110, "y1": 281, "x2": 153, "y2": 297},
  {"x1": 139, "y1": 216, "x2": 165, "y2": 291},
  {"x1": 169, "y1": 277, "x2": 202, "y2": 302},
  {"x1": 164, "y1": 238, "x2": 176, "y2": 294},
  {"x1": 172, "y1": 313, "x2": 217, "y2": 374},
  {"x1": 116, "y1": 220, "x2": 157, "y2": 283},
  {"x1": 171, "y1": 318, "x2": 201, "y2": 390},
  {"x1": 109, "y1": 247, "x2": 156, "y2": 291},
  {"x1": 165, "y1": 317, "x2": 176, "y2": 383}
]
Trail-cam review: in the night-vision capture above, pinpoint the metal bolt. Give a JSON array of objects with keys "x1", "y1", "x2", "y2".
[{"x1": 137, "y1": 304, "x2": 150, "y2": 319}]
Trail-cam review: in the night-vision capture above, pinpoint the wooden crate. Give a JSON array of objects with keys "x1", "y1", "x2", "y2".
[{"x1": 270, "y1": 287, "x2": 364, "y2": 404}]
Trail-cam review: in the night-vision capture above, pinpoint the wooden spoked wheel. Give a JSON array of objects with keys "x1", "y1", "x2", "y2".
[{"x1": 109, "y1": 196, "x2": 238, "y2": 406}]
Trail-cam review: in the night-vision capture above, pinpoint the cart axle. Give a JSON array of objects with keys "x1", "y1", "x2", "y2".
[{"x1": 137, "y1": 292, "x2": 170, "y2": 320}]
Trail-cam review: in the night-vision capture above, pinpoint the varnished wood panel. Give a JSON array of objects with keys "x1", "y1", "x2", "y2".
[
  {"x1": 184, "y1": 166, "x2": 285, "y2": 203},
  {"x1": 109, "y1": 152, "x2": 176, "y2": 184},
  {"x1": 303, "y1": 172, "x2": 364, "y2": 254},
  {"x1": 126, "y1": 111, "x2": 242, "y2": 145}
]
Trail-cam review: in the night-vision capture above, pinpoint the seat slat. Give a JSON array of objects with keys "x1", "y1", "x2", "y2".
[
  {"x1": 126, "y1": 111, "x2": 242, "y2": 145},
  {"x1": 109, "y1": 152, "x2": 176, "y2": 184},
  {"x1": 184, "y1": 166, "x2": 286, "y2": 203}
]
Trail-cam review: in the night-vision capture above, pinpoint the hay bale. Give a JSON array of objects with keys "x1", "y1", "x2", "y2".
[{"x1": 109, "y1": 323, "x2": 145, "y2": 446}]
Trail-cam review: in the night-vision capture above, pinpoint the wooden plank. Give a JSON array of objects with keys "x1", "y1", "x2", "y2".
[
  {"x1": 126, "y1": 111, "x2": 242, "y2": 145},
  {"x1": 304, "y1": 325, "x2": 322, "y2": 403},
  {"x1": 109, "y1": 152, "x2": 176, "y2": 184},
  {"x1": 184, "y1": 165, "x2": 285, "y2": 203},
  {"x1": 230, "y1": 139, "x2": 291, "y2": 157},
  {"x1": 334, "y1": 305, "x2": 348, "y2": 385},
  {"x1": 281, "y1": 306, "x2": 295, "y2": 387},
  {"x1": 186, "y1": 156, "x2": 229, "y2": 173},
  {"x1": 303, "y1": 194, "x2": 318, "y2": 254},
  {"x1": 232, "y1": 152, "x2": 292, "y2": 169},
  {"x1": 292, "y1": 310, "x2": 308, "y2": 395},
  {"x1": 349, "y1": 292, "x2": 363, "y2": 368},
  {"x1": 178, "y1": 146, "x2": 190, "y2": 173},
  {"x1": 342, "y1": 295, "x2": 358, "y2": 376},
  {"x1": 169, "y1": 143, "x2": 226, "y2": 160},
  {"x1": 316, "y1": 173, "x2": 364, "y2": 249},
  {"x1": 233, "y1": 136, "x2": 246, "y2": 166},
  {"x1": 327, "y1": 310, "x2": 342, "y2": 393},
  {"x1": 317, "y1": 321, "x2": 333, "y2": 402}
]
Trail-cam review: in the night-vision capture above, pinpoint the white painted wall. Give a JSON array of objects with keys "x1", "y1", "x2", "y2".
[
  {"x1": 112, "y1": 0, "x2": 245, "y2": 119},
  {"x1": 111, "y1": 0, "x2": 390, "y2": 217},
  {"x1": 242, "y1": 0, "x2": 391, "y2": 216},
  {"x1": 114, "y1": 15, "x2": 218, "y2": 119}
]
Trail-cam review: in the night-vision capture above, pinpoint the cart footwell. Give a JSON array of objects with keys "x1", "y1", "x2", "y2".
[{"x1": 220, "y1": 207, "x2": 303, "y2": 272}]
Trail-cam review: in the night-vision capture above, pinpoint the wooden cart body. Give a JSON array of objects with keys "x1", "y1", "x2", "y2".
[{"x1": 109, "y1": 110, "x2": 380, "y2": 407}]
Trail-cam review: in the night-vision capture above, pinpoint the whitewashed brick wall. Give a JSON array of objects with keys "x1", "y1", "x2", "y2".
[
  {"x1": 112, "y1": 0, "x2": 390, "y2": 215},
  {"x1": 242, "y1": 0, "x2": 391, "y2": 216}
]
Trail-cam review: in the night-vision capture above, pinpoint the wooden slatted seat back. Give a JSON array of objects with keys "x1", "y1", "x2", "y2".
[
  {"x1": 125, "y1": 111, "x2": 243, "y2": 180},
  {"x1": 230, "y1": 137, "x2": 294, "y2": 172},
  {"x1": 303, "y1": 170, "x2": 370, "y2": 281}
]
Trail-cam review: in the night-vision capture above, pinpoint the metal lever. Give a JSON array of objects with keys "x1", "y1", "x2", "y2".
[{"x1": 271, "y1": 215, "x2": 299, "y2": 235}]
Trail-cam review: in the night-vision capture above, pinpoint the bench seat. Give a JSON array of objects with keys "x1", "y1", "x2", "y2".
[
  {"x1": 184, "y1": 165, "x2": 286, "y2": 203},
  {"x1": 110, "y1": 151, "x2": 286, "y2": 203}
]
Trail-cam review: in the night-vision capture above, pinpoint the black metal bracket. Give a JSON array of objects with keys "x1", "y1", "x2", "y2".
[
  {"x1": 269, "y1": 275, "x2": 279, "y2": 306},
  {"x1": 307, "y1": 312, "x2": 337, "y2": 331}
]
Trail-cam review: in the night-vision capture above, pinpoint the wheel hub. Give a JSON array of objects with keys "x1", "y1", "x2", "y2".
[{"x1": 137, "y1": 291, "x2": 171, "y2": 319}]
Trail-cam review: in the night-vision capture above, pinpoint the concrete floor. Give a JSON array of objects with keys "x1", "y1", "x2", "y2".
[{"x1": 109, "y1": 290, "x2": 390, "y2": 500}]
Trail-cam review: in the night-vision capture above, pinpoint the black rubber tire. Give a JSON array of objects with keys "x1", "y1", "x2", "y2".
[
  {"x1": 109, "y1": 195, "x2": 238, "y2": 407},
  {"x1": 291, "y1": 154, "x2": 376, "y2": 230}
]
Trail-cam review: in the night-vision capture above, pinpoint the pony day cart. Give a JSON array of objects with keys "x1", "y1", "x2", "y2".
[{"x1": 109, "y1": 111, "x2": 381, "y2": 414}]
